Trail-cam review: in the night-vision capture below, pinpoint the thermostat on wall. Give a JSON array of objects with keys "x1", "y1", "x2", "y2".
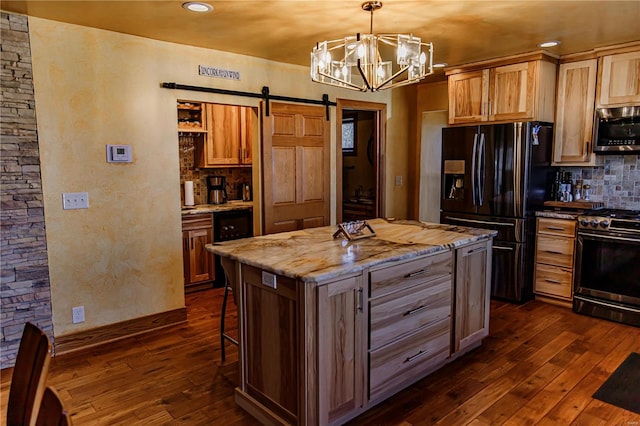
[{"x1": 106, "y1": 144, "x2": 132, "y2": 163}]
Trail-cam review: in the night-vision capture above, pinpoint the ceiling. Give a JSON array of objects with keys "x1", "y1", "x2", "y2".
[{"x1": 2, "y1": 0, "x2": 640, "y2": 78}]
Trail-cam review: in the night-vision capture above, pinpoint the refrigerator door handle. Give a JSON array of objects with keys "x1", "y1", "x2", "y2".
[
  {"x1": 471, "y1": 133, "x2": 478, "y2": 206},
  {"x1": 444, "y1": 216, "x2": 515, "y2": 227},
  {"x1": 513, "y1": 123, "x2": 523, "y2": 217},
  {"x1": 478, "y1": 133, "x2": 486, "y2": 206}
]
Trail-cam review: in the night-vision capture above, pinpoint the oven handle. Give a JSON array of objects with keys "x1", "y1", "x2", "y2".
[
  {"x1": 579, "y1": 231, "x2": 640, "y2": 243},
  {"x1": 574, "y1": 295, "x2": 640, "y2": 313}
]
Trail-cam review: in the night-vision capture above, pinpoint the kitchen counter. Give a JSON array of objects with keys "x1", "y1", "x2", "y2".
[
  {"x1": 210, "y1": 218, "x2": 495, "y2": 425},
  {"x1": 536, "y1": 210, "x2": 580, "y2": 220},
  {"x1": 181, "y1": 201, "x2": 253, "y2": 215},
  {"x1": 206, "y1": 218, "x2": 496, "y2": 285}
]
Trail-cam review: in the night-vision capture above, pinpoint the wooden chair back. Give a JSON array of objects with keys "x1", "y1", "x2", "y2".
[
  {"x1": 35, "y1": 387, "x2": 72, "y2": 426},
  {"x1": 6, "y1": 322, "x2": 52, "y2": 426}
]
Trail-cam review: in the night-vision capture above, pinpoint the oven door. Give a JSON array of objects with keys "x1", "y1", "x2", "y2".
[{"x1": 575, "y1": 230, "x2": 640, "y2": 306}]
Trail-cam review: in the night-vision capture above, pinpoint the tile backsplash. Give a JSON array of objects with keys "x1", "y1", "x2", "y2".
[
  {"x1": 179, "y1": 134, "x2": 251, "y2": 205},
  {"x1": 567, "y1": 155, "x2": 640, "y2": 210}
]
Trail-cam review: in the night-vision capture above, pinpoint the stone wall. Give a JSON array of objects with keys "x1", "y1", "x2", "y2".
[{"x1": 1, "y1": 12, "x2": 53, "y2": 368}]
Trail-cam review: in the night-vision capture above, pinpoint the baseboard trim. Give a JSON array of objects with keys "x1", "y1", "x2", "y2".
[{"x1": 53, "y1": 307, "x2": 187, "y2": 356}]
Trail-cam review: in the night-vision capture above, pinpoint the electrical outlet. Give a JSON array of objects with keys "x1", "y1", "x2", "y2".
[
  {"x1": 63, "y1": 192, "x2": 89, "y2": 210},
  {"x1": 395, "y1": 175, "x2": 403, "y2": 186},
  {"x1": 72, "y1": 306, "x2": 85, "y2": 324}
]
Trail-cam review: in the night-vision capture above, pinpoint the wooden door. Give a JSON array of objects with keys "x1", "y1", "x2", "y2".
[
  {"x1": 448, "y1": 69, "x2": 489, "y2": 124},
  {"x1": 206, "y1": 104, "x2": 241, "y2": 165},
  {"x1": 553, "y1": 59, "x2": 597, "y2": 164},
  {"x1": 240, "y1": 107, "x2": 252, "y2": 164},
  {"x1": 262, "y1": 102, "x2": 330, "y2": 234},
  {"x1": 317, "y1": 274, "x2": 366, "y2": 424},
  {"x1": 454, "y1": 240, "x2": 491, "y2": 354},
  {"x1": 597, "y1": 51, "x2": 640, "y2": 107},
  {"x1": 489, "y1": 61, "x2": 536, "y2": 121}
]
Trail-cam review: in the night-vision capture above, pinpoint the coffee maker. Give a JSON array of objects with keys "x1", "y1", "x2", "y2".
[{"x1": 207, "y1": 176, "x2": 227, "y2": 204}]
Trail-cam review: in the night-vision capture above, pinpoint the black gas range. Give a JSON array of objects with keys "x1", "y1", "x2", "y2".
[{"x1": 574, "y1": 208, "x2": 640, "y2": 327}]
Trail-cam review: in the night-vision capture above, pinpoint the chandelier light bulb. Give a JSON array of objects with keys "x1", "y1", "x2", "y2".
[
  {"x1": 357, "y1": 43, "x2": 366, "y2": 58},
  {"x1": 398, "y1": 44, "x2": 407, "y2": 60},
  {"x1": 419, "y1": 52, "x2": 427, "y2": 65}
]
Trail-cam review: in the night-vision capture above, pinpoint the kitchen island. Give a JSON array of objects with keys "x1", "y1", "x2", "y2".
[{"x1": 207, "y1": 218, "x2": 496, "y2": 425}]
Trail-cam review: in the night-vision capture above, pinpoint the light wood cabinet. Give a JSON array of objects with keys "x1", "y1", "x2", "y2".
[
  {"x1": 193, "y1": 103, "x2": 253, "y2": 168},
  {"x1": 181, "y1": 214, "x2": 214, "y2": 290},
  {"x1": 597, "y1": 50, "x2": 640, "y2": 107},
  {"x1": 447, "y1": 54, "x2": 556, "y2": 125},
  {"x1": 317, "y1": 274, "x2": 366, "y2": 425},
  {"x1": 368, "y1": 252, "x2": 452, "y2": 401},
  {"x1": 454, "y1": 240, "x2": 491, "y2": 355},
  {"x1": 534, "y1": 217, "x2": 577, "y2": 306},
  {"x1": 552, "y1": 59, "x2": 597, "y2": 166}
]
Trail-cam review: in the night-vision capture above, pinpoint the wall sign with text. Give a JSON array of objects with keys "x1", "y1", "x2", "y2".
[{"x1": 198, "y1": 65, "x2": 240, "y2": 81}]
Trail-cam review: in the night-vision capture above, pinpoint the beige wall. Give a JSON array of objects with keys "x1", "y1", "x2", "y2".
[{"x1": 28, "y1": 17, "x2": 412, "y2": 336}]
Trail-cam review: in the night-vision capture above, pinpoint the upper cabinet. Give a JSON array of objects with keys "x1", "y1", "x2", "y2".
[
  {"x1": 597, "y1": 50, "x2": 640, "y2": 107},
  {"x1": 190, "y1": 103, "x2": 253, "y2": 168},
  {"x1": 552, "y1": 59, "x2": 598, "y2": 165},
  {"x1": 447, "y1": 53, "x2": 557, "y2": 125},
  {"x1": 552, "y1": 44, "x2": 640, "y2": 165}
]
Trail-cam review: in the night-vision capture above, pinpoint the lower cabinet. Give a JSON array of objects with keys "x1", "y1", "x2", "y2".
[
  {"x1": 181, "y1": 214, "x2": 214, "y2": 290},
  {"x1": 454, "y1": 240, "x2": 492, "y2": 355},
  {"x1": 231, "y1": 241, "x2": 492, "y2": 425},
  {"x1": 533, "y1": 217, "x2": 576, "y2": 306}
]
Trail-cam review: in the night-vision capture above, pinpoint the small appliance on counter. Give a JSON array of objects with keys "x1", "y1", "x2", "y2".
[{"x1": 207, "y1": 176, "x2": 228, "y2": 204}]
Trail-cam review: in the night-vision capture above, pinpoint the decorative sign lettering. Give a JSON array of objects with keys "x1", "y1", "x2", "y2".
[{"x1": 198, "y1": 65, "x2": 241, "y2": 81}]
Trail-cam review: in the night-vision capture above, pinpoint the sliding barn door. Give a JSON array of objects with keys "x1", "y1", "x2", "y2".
[{"x1": 262, "y1": 102, "x2": 330, "y2": 235}]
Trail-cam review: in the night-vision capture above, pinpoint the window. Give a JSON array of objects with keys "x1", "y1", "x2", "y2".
[{"x1": 342, "y1": 114, "x2": 357, "y2": 155}]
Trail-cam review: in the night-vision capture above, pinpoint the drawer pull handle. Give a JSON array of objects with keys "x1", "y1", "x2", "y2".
[
  {"x1": 544, "y1": 250, "x2": 564, "y2": 255},
  {"x1": 544, "y1": 278, "x2": 562, "y2": 284},
  {"x1": 404, "y1": 305, "x2": 428, "y2": 316},
  {"x1": 467, "y1": 247, "x2": 487, "y2": 255},
  {"x1": 404, "y1": 350, "x2": 429, "y2": 364},
  {"x1": 405, "y1": 269, "x2": 429, "y2": 278},
  {"x1": 547, "y1": 226, "x2": 566, "y2": 231}
]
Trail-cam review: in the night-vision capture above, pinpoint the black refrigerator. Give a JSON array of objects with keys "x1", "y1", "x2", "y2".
[{"x1": 440, "y1": 122, "x2": 555, "y2": 303}]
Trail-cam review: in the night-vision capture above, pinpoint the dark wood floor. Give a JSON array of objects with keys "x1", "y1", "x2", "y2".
[{"x1": 2, "y1": 288, "x2": 639, "y2": 425}]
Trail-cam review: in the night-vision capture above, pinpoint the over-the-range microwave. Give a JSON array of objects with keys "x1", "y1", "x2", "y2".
[{"x1": 594, "y1": 106, "x2": 640, "y2": 154}]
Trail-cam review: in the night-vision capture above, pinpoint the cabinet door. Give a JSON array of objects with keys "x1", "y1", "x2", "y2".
[
  {"x1": 240, "y1": 107, "x2": 253, "y2": 164},
  {"x1": 454, "y1": 240, "x2": 491, "y2": 354},
  {"x1": 317, "y1": 275, "x2": 366, "y2": 425},
  {"x1": 489, "y1": 61, "x2": 535, "y2": 121},
  {"x1": 204, "y1": 104, "x2": 241, "y2": 165},
  {"x1": 598, "y1": 51, "x2": 640, "y2": 107},
  {"x1": 243, "y1": 265, "x2": 299, "y2": 424},
  {"x1": 448, "y1": 69, "x2": 489, "y2": 124},
  {"x1": 186, "y1": 228, "x2": 214, "y2": 283},
  {"x1": 553, "y1": 59, "x2": 597, "y2": 165}
]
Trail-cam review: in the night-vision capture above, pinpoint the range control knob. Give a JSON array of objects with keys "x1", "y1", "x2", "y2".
[
  {"x1": 580, "y1": 219, "x2": 590, "y2": 227},
  {"x1": 600, "y1": 220, "x2": 610, "y2": 228},
  {"x1": 591, "y1": 219, "x2": 600, "y2": 227}
]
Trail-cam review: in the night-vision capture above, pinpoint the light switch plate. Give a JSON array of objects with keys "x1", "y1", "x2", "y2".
[{"x1": 62, "y1": 192, "x2": 89, "y2": 210}]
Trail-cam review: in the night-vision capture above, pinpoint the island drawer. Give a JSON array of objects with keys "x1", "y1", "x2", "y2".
[
  {"x1": 370, "y1": 275, "x2": 451, "y2": 350},
  {"x1": 534, "y1": 263, "x2": 572, "y2": 299},
  {"x1": 536, "y1": 234, "x2": 574, "y2": 267},
  {"x1": 369, "y1": 317, "x2": 450, "y2": 398},
  {"x1": 369, "y1": 251, "x2": 452, "y2": 299}
]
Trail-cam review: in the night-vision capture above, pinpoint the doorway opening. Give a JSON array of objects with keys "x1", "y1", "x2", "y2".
[{"x1": 336, "y1": 99, "x2": 386, "y2": 223}]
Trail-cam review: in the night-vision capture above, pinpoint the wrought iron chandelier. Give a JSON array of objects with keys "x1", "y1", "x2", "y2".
[{"x1": 310, "y1": 1, "x2": 434, "y2": 92}]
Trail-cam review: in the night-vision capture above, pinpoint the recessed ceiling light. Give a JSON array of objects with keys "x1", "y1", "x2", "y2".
[
  {"x1": 182, "y1": 2, "x2": 213, "y2": 13},
  {"x1": 433, "y1": 63, "x2": 448, "y2": 69},
  {"x1": 539, "y1": 40, "x2": 561, "y2": 48}
]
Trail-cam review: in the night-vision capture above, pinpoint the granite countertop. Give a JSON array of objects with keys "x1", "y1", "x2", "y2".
[
  {"x1": 206, "y1": 218, "x2": 497, "y2": 284},
  {"x1": 536, "y1": 210, "x2": 580, "y2": 220},
  {"x1": 181, "y1": 201, "x2": 253, "y2": 215}
]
